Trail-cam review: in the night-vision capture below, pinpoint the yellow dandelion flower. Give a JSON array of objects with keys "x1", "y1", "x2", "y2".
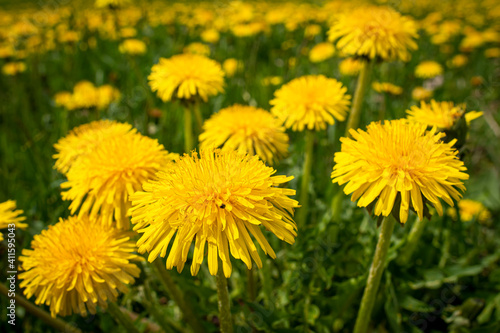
[
  {"x1": 339, "y1": 57, "x2": 364, "y2": 76},
  {"x1": 412, "y1": 86, "x2": 433, "y2": 101},
  {"x1": 95, "y1": 0, "x2": 131, "y2": 9},
  {"x1": 183, "y1": 42, "x2": 211, "y2": 56},
  {"x1": 332, "y1": 120, "x2": 469, "y2": 223},
  {"x1": 261, "y1": 76, "x2": 283, "y2": 86},
  {"x1": 415, "y1": 61, "x2": 443, "y2": 79},
  {"x1": 201, "y1": 28, "x2": 220, "y2": 43},
  {"x1": 53, "y1": 120, "x2": 133, "y2": 175},
  {"x1": 309, "y1": 42, "x2": 336, "y2": 63},
  {"x1": 372, "y1": 82, "x2": 403, "y2": 95},
  {"x1": 270, "y1": 75, "x2": 351, "y2": 131},
  {"x1": 148, "y1": 53, "x2": 225, "y2": 102},
  {"x1": 54, "y1": 91, "x2": 73, "y2": 110},
  {"x1": 485, "y1": 47, "x2": 500, "y2": 58},
  {"x1": 0, "y1": 200, "x2": 27, "y2": 242},
  {"x1": 129, "y1": 149, "x2": 299, "y2": 278},
  {"x1": 119, "y1": 39, "x2": 147, "y2": 55},
  {"x1": 447, "y1": 199, "x2": 491, "y2": 223},
  {"x1": 2, "y1": 62, "x2": 26, "y2": 76},
  {"x1": 447, "y1": 54, "x2": 468, "y2": 68},
  {"x1": 95, "y1": 85, "x2": 121, "y2": 110},
  {"x1": 19, "y1": 216, "x2": 142, "y2": 317},
  {"x1": 304, "y1": 24, "x2": 322, "y2": 38},
  {"x1": 120, "y1": 27, "x2": 137, "y2": 39},
  {"x1": 61, "y1": 131, "x2": 177, "y2": 229},
  {"x1": 407, "y1": 100, "x2": 483, "y2": 130},
  {"x1": 328, "y1": 6, "x2": 418, "y2": 62},
  {"x1": 222, "y1": 58, "x2": 242, "y2": 78},
  {"x1": 199, "y1": 104, "x2": 289, "y2": 165}
]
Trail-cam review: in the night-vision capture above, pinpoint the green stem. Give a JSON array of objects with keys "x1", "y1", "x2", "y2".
[
  {"x1": 397, "y1": 216, "x2": 427, "y2": 266},
  {"x1": 247, "y1": 268, "x2": 256, "y2": 302},
  {"x1": 193, "y1": 103, "x2": 203, "y2": 133},
  {"x1": 0, "y1": 283, "x2": 81, "y2": 333},
  {"x1": 216, "y1": 260, "x2": 234, "y2": 333},
  {"x1": 345, "y1": 60, "x2": 372, "y2": 138},
  {"x1": 153, "y1": 259, "x2": 206, "y2": 333},
  {"x1": 107, "y1": 302, "x2": 140, "y2": 333},
  {"x1": 296, "y1": 130, "x2": 315, "y2": 227},
  {"x1": 353, "y1": 215, "x2": 396, "y2": 333},
  {"x1": 184, "y1": 106, "x2": 194, "y2": 153}
]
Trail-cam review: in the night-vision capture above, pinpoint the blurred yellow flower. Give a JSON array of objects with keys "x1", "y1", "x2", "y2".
[
  {"x1": 447, "y1": 199, "x2": 491, "y2": 223},
  {"x1": 119, "y1": 39, "x2": 147, "y2": 55},
  {"x1": 415, "y1": 61, "x2": 443, "y2": 79},
  {"x1": 309, "y1": 42, "x2": 335, "y2": 63},
  {"x1": 95, "y1": 0, "x2": 131, "y2": 9},
  {"x1": 148, "y1": 53, "x2": 225, "y2": 102},
  {"x1": 304, "y1": 24, "x2": 321, "y2": 38},
  {"x1": 339, "y1": 57, "x2": 363, "y2": 76},
  {"x1": 328, "y1": 6, "x2": 418, "y2": 61},
  {"x1": 407, "y1": 100, "x2": 483, "y2": 130},
  {"x1": 2, "y1": 62, "x2": 26, "y2": 76},
  {"x1": 447, "y1": 54, "x2": 468, "y2": 68},
  {"x1": 412, "y1": 86, "x2": 433, "y2": 101},
  {"x1": 261, "y1": 76, "x2": 283, "y2": 86},
  {"x1": 54, "y1": 81, "x2": 120, "y2": 111},
  {"x1": 372, "y1": 82, "x2": 403, "y2": 95},
  {"x1": 129, "y1": 148, "x2": 299, "y2": 277},
  {"x1": 485, "y1": 47, "x2": 500, "y2": 58},
  {"x1": 120, "y1": 27, "x2": 137, "y2": 38},
  {"x1": 183, "y1": 42, "x2": 211, "y2": 56},
  {"x1": 201, "y1": 28, "x2": 220, "y2": 43},
  {"x1": 19, "y1": 216, "x2": 142, "y2": 317},
  {"x1": 222, "y1": 58, "x2": 242, "y2": 77},
  {"x1": 62, "y1": 130, "x2": 177, "y2": 229},
  {"x1": 0, "y1": 200, "x2": 27, "y2": 242},
  {"x1": 53, "y1": 120, "x2": 133, "y2": 175},
  {"x1": 332, "y1": 120, "x2": 469, "y2": 223},
  {"x1": 270, "y1": 75, "x2": 351, "y2": 131},
  {"x1": 199, "y1": 104, "x2": 289, "y2": 164}
]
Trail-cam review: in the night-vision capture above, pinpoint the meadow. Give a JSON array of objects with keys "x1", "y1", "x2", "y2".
[{"x1": 0, "y1": 0, "x2": 500, "y2": 332}]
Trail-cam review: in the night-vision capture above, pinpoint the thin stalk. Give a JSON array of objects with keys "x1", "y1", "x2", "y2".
[
  {"x1": 247, "y1": 268, "x2": 256, "y2": 302},
  {"x1": 332, "y1": 60, "x2": 373, "y2": 221},
  {"x1": 153, "y1": 259, "x2": 206, "y2": 333},
  {"x1": 397, "y1": 216, "x2": 427, "y2": 266},
  {"x1": 193, "y1": 103, "x2": 203, "y2": 133},
  {"x1": 353, "y1": 215, "x2": 396, "y2": 333},
  {"x1": 107, "y1": 302, "x2": 140, "y2": 333},
  {"x1": 296, "y1": 130, "x2": 315, "y2": 227},
  {"x1": 0, "y1": 283, "x2": 81, "y2": 333},
  {"x1": 345, "y1": 60, "x2": 373, "y2": 138},
  {"x1": 183, "y1": 106, "x2": 194, "y2": 153},
  {"x1": 216, "y1": 260, "x2": 234, "y2": 333}
]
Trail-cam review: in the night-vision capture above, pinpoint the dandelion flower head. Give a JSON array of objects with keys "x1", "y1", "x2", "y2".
[{"x1": 0, "y1": 200, "x2": 27, "y2": 242}]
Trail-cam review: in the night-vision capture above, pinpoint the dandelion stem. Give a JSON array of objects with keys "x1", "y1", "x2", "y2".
[
  {"x1": 297, "y1": 129, "x2": 315, "y2": 227},
  {"x1": 107, "y1": 302, "x2": 141, "y2": 333},
  {"x1": 247, "y1": 268, "x2": 256, "y2": 302},
  {"x1": 184, "y1": 106, "x2": 194, "y2": 153},
  {"x1": 353, "y1": 215, "x2": 396, "y2": 333},
  {"x1": 332, "y1": 60, "x2": 373, "y2": 222},
  {"x1": 153, "y1": 259, "x2": 206, "y2": 333},
  {"x1": 397, "y1": 216, "x2": 427, "y2": 266},
  {"x1": 216, "y1": 260, "x2": 234, "y2": 333},
  {"x1": 0, "y1": 283, "x2": 81, "y2": 333},
  {"x1": 193, "y1": 103, "x2": 203, "y2": 133}
]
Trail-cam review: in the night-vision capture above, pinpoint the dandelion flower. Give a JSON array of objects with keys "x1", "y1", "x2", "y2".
[
  {"x1": 447, "y1": 54, "x2": 468, "y2": 68},
  {"x1": 339, "y1": 58, "x2": 363, "y2": 76},
  {"x1": 270, "y1": 75, "x2": 351, "y2": 131},
  {"x1": 485, "y1": 47, "x2": 500, "y2": 58},
  {"x1": 328, "y1": 6, "x2": 418, "y2": 62},
  {"x1": 148, "y1": 53, "x2": 225, "y2": 103},
  {"x1": 129, "y1": 149, "x2": 299, "y2": 278},
  {"x1": 331, "y1": 120, "x2": 469, "y2": 223},
  {"x1": 2, "y1": 62, "x2": 26, "y2": 76},
  {"x1": 53, "y1": 120, "x2": 133, "y2": 175},
  {"x1": 447, "y1": 199, "x2": 491, "y2": 223},
  {"x1": 261, "y1": 76, "x2": 283, "y2": 86},
  {"x1": 0, "y1": 200, "x2": 27, "y2": 242},
  {"x1": 407, "y1": 100, "x2": 483, "y2": 130},
  {"x1": 19, "y1": 216, "x2": 142, "y2": 317},
  {"x1": 415, "y1": 61, "x2": 443, "y2": 79},
  {"x1": 62, "y1": 131, "x2": 177, "y2": 229},
  {"x1": 183, "y1": 42, "x2": 211, "y2": 56},
  {"x1": 222, "y1": 58, "x2": 242, "y2": 78},
  {"x1": 119, "y1": 39, "x2": 147, "y2": 55},
  {"x1": 201, "y1": 29, "x2": 220, "y2": 44},
  {"x1": 309, "y1": 42, "x2": 335, "y2": 63},
  {"x1": 199, "y1": 104, "x2": 289, "y2": 164},
  {"x1": 412, "y1": 87, "x2": 433, "y2": 101},
  {"x1": 95, "y1": 0, "x2": 131, "y2": 9},
  {"x1": 372, "y1": 82, "x2": 403, "y2": 95}
]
